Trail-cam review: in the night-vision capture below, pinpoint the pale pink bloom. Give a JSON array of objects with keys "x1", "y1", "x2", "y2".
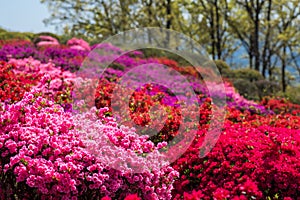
[{"x1": 37, "y1": 35, "x2": 59, "y2": 47}]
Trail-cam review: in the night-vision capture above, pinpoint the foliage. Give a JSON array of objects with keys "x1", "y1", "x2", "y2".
[
  {"x1": 277, "y1": 85, "x2": 300, "y2": 105},
  {"x1": 140, "y1": 48, "x2": 193, "y2": 66},
  {"x1": 232, "y1": 68, "x2": 264, "y2": 82},
  {"x1": 0, "y1": 28, "x2": 7, "y2": 33},
  {"x1": 232, "y1": 79, "x2": 259, "y2": 100},
  {"x1": 214, "y1": 60, "x2": 230, "y2": 72},
  {"x1": 32, "y1": 32, "x2": 61, "y2": 45},
  {"x1": 40, "y1": 0, "x2": 300, "y2": 93},
  {"x1": 203, "y1": 60, "x2": 232, "y2": 77},
  {"x1": 34, "y1": 32, "x2": 61, "y2": 41},
  {"x1": 0, "y1": 31, "x2": 32, "y2": 41},
  {"x1": 255, "y1": 80, "x2": 281, "y2": 100}
]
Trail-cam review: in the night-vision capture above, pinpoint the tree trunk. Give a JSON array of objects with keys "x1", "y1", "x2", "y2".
[
  {"x1": 164, "y1": 0, "x2": 172, "y2": 47},
  {"x1": 209, "y1": 6, "x2": 216, "y2": 60},
  {"x1": 214, "y1": 0, "x2": 222, "y2": 59},
  {"x1": 249, "y1": 34, "x2": 254, "y2": 69},
  {"x1": 254, "y1": 0, "x2": 260, "y2": 72},
  {"x1": 147, "y1": 0, "x2": 153, "y2": 44},
  {"x1": 262, "y1": 0, "x2": 272, "y2": 78},
  {"x1": 281, "y1": 45, "x2": 287, "y2": 92}
]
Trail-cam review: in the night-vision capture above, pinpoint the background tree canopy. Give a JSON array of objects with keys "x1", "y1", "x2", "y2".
[{"x1": 40, "y1": 0, "x2": 300, "y2": 93}]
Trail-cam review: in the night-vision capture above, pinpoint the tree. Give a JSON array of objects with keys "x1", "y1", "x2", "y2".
[
  {"x1": 41, "y1": 0, "x2": 300, "y2": 92},
  {"x1": 273, "y1": 0, "x2": 300, "y2": 92},
  {"x1": 41, "y1": 0, "x2": 140, "y2": 39},
  {"x1": 175, "y1": 0, "x2": 236, "y2": 61},
  {"x1": 225, "y1": 0, "x2": 266, "y2": 71}
]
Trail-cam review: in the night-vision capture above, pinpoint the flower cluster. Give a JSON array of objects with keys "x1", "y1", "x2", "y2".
[
  {"x1": 0, "y1": 60, "x2": 41, "y2": 103},
  {"x1": 36, "y1": 35, "x2": 60, "y2": 47},
  {"x1": 1, "y1": 38, "x2": 299, "y2": 200},
  {"x1": 261, "y1": 97, "x2": 300, "y2": 116},
  {"x1": 6, "y1": 57, "x2": 76, "y2": 110},
  {"x1": 67, "y1": 38, "x2": 91, "y2": 51},
  {"x1": 173, "y1": 130, "x2": 300, "y2": 199},
  {"x1": 145, "y1": 58, "x2": 270, "y2": 114},
  {"x1": 0, "y1": 39, "x2": 88, "y2": 71},
  {"x1": 172, "y1": 106, "x2": 300, "y2": 199},
  {"x1": 0, "y1": 89, "x2": 178, "y2": 199}
]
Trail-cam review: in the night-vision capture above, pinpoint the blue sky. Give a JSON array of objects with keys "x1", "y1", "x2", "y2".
[{"x1": 0, "y1": 0, "x2": 55, "y2": 33}]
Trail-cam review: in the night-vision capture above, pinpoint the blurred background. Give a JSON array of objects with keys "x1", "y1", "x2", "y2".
[{"x1": 0, "y1": 0, "x2": 299, "y2": 103}]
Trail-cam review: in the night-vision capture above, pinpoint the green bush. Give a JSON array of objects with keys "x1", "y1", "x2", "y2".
[
  {"x1": 32, "y1": 32, "x2": 61, "y2": 45},
  {"x1": 255, "y1": 80, "x2": 281, "y2": 100},
  {"x1": 140, "y1": 48, "x2": 197, "y2": 66},
  {"x1": 34, "y1": 32, "x2": 61, "y2": 40},
  {"x1": 221, "y1": 69, "x2": 235, "y2": 79},
  {"x1": 59, "y1": 33, "x2": 92, "y2": 45},
  {"x1": 22, "y1": 32, "x2": 36, "y2": 40},
  {"x1": 109, "y1": 63, "x2": 125, "y2": 71},
  {"x1": 233, "y1": 68, "x2": 264, "y2": 82},
  {"x1": 0, "y1": 29, "x2": 40, "y2": 42},
  {"x1": 0, "y1": 27, "x2": 7, "y2": 33},
  {"x1": 277, "y1": 85, "x2": 300, "y2": 105},
  {"x1": 233, "y1": 79, "x2": 281, "y2": 101},
  {"x1": 233, "y1": 79, "x2": 259, "y2": 100},
  {"x1": 214, "y1": 60, "x2": 230, "y2": 72},
  {"x1": 0, "y1": 31, "x2": 31, "y2": 40},
  {"x1": 203, "y1": 60, "x2": 234, "y2": 78}
]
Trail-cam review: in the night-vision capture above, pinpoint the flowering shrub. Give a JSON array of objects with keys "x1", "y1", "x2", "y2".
[
  {"x1": 261, "y1": 97, "x2": 300, "y2": 116},
  {"x1": 0, "y1": 39, "x2": 32, "y2": 48},
  {"x1": 0, "y1": 89, "x2": 178, "y2": 200},
  {"x1": 155, "y1": 58, "x2": 271, "y2": 114},
  {"x1": 0, "y1": 61, "x2": 41, "y2": 103},
  {"x1": 36, "y1": 35, "x2": 60, "y2": 47},
  {"x1": 39, "y1": 46, "x2": 88, "y2": 71},
  {"x1": 3, "y1": 57, "x2": 75, "y2": 110},
  {"x1": 0, "y1": 41, "x2": 37, "y2": 61},
  {"x1": 172, "y1": 118, "x2": 300, "y2": 199},
  {"x1": 0, "y1": 39, "x2": 299, "y2": 200},
  {"x1": 67, "y1": 38, "x2": 91, "y2": 51},
  {"x1": 95, "y1": 79, "x2": 185, "y2": 144},
  {"x1": 0, "y1": 39, "x2": 88, "y2": 71}
]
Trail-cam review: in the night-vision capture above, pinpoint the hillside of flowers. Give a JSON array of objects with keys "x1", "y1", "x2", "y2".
[{"x1": 0, "y1": 36, "x2": 299, "y2": 200}]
